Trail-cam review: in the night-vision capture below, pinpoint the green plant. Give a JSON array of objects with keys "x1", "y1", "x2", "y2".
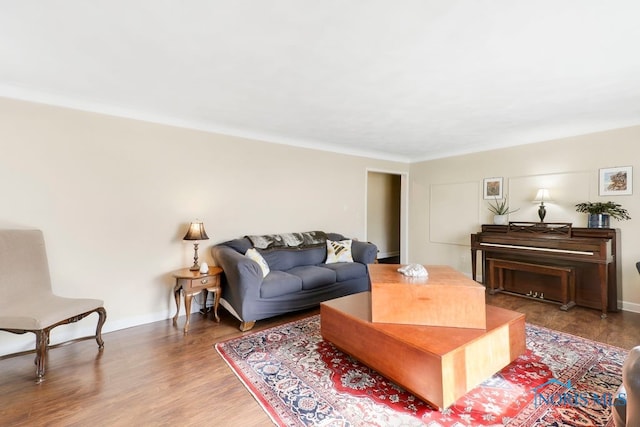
[
  {"x1": 487, "y1": 196, "x2": 519, "y2": 215},
  {"x1": 574, "y1": 201, "x2": 631, "y2": 220}
]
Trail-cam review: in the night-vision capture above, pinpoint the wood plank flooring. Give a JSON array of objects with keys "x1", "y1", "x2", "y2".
[{"x1": 1, "y1": 293, "x2": 639, "y2": 426}]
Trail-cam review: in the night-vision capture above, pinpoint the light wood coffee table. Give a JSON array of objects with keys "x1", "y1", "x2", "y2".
[
  {"x1": 320, "y1": 268, "x2": 526, "y2": 409},
  {"x1": 369, "y1": 264, "x2": 487, "y2": 328}
]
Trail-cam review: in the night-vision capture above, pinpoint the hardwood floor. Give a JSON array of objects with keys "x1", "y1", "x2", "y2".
[{"x1": 1, "y1": 293, "x2": 639, "y2": 426}]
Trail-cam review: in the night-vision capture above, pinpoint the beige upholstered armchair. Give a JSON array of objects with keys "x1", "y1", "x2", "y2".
[{"x1": 0, "y1": 229, "x2": 106, "y2": 383}]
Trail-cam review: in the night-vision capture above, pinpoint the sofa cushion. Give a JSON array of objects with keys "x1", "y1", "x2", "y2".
[
  {"x1": 260, "y1": 246, "x2": 326, "y2": 271},
  {"x1": 321, "y1": 262, "x2": 367, "y2": 282},
  {"x1": 287, "y1": 266, "x2": 337, "y2": 290},
  {"x1": 325, "y1": 239, "x2": 354, "y2": 263},
  {"x1": 260, "y1": 271, "x2": 302, "y2": 298}
]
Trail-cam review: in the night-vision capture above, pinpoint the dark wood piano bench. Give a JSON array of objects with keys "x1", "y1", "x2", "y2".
[{"x1": 487, "y1": 258, "x2": 576, "y2": 311}]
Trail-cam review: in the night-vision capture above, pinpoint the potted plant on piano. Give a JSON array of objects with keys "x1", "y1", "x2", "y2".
[
  {"x1": 488, "y1": 196, "x2": 519, "y2": 225},
  {"x1": 575, "y1": 201, "x2": 631, "y2": 228}
]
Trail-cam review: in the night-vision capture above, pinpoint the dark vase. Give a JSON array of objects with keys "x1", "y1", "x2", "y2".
[{"x1": 588, "y1": 213, "x2": 610, "y2": 228}]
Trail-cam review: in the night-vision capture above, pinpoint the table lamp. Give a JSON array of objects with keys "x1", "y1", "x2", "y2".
[
  {"x1": 533, "y1": 189, "x2": 551, "y2": 222},
  {"x1": 183, "y1": 220, "x2": 209, "y2": 271}
]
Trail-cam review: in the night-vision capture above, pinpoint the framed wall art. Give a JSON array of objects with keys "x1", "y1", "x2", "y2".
[
  {"x1": 483, "y1": 177, "x2": 503, "y2": 199},
  {"x1": 599, "y1": 166, "x2": 632, "y2": 196}
]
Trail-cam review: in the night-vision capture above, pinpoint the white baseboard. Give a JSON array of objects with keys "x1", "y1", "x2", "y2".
[
  {"x1": 0, "y1": 296, "x2": 215, "y2": 357},
  {"x1": 620, "y1": 300, "x2": 640, "y2": 313},
  {"x1": 3, "y1": 293, "x2": 636, "y2": 358},
  {"x1": 0, "y1": 309, "x2": 176, "y2": 357},
  {"x1": 377, "y1": 251, "x2": 400, "y2": 259}
]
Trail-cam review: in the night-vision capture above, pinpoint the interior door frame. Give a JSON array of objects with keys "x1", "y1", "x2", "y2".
[{"x1": 365, "y1": 168, "x2": 409, "y2": 264}]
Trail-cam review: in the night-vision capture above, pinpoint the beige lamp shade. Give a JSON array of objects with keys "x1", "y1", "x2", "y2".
[
  {"x1": 183, "y1": 221, "x2": 209, "y2": 241},
  {"x1": 533, "y1": 188, "x2": 552, "y2": 203}
]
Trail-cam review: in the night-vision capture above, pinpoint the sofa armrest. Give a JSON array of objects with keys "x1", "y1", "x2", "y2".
[
  {"x1": 351, "y1": 241, "x2": 378, "y2": 265},
  {"x1": 211, "y1": 245, "x2": 263, "y2": 302}
]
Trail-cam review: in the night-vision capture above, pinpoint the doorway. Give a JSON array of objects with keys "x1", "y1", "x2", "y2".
[{"x1": 366, "y1": 170, "x2": 407, "y2": 264}]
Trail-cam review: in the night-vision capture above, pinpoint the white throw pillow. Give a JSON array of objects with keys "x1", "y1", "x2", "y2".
[
  {"x1": 245, "y1": 248, "x2": 270, "y2": 277},
  {"x1": 325, "y1": 239, "x2": 354, "y2": 264}
]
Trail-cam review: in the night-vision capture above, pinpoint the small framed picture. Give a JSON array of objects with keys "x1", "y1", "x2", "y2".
[
  {"x1": 599, "y1": 166, "x2": 632, "y2": 196},
  {"x1": 483, "y1": 177, "x2": 503, "y2": 199}
]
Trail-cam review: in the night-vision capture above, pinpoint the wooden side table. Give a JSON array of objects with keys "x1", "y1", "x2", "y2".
[{"x1": 172, "y1": 266, "x2": 223, "y2": 333}]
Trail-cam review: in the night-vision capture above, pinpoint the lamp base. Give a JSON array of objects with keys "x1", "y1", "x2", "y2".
[
  {"x1": 538, "y1": 203, "x2": 547, "y2": 222},
  {"x1": 189, "y1": 242, "x2": 200, "y2": 271}
]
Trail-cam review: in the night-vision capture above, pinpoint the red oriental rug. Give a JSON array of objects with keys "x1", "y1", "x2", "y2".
[{"x1": 215, "y1": 315, "x2": 626, "y2": 426}]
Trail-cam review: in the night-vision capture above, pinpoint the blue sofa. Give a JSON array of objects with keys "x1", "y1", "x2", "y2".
[{"x1": 211, "y1": 232, "x2": 377, "y2": 331}]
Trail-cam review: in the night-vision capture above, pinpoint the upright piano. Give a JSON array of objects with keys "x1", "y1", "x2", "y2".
[{"x1": 470, "y1": 222, "x2": 620, "y2": 318}]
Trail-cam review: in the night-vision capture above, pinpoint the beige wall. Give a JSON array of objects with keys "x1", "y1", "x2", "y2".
[
  {"x1": 3, "y1": 95, "x2": 639, "y2": 356},
  {"x1": 0, "y1": 97, "x2": 408, "y2": 355},
  {"x1": 409, "y1": 126, "x2": 640, "y2": 312}
]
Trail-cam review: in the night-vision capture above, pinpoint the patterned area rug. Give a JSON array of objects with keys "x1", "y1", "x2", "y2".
[{"x1": 215, "y1": 315, "x2": 626, "y2": 426}]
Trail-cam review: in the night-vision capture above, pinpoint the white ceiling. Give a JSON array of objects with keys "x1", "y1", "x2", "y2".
[{"x1": 2, "y1": 1, "x2": 640, "y2": 162}]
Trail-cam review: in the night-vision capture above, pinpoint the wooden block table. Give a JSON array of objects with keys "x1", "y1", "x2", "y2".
[
  {"x1": 369, "y1": 264, "x2": 487, "y2": 329},
  {"x1": 320, "y1": 291, "x2": 526, "y2": 409}
]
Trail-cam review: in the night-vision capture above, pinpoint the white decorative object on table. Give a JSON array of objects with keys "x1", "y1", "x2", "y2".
[
  {"x1": 199, "y1": 262, "x2": 209, "y2": 274},
  {"x1": 397, "y1": 264, "x2": 428, "y2": 278}
]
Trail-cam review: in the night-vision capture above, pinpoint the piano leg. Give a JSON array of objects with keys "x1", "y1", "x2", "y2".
[
  {"x1": 471, "y1": 249, "x2": 477, "y2": 282},
  {"x1": 599, "y1": 263, "x2": 609, "y2": 319},
  {"x1": 486, "y1": 259, "x2": 503, "y2": 295}
]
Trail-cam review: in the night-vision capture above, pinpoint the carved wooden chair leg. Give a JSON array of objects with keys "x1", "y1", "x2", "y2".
[
  {"x1": 95, "y1": 307, "x2": 107, "y2": 348},
  {"x1": 34, "y1": 329, "x2": 49, "y2": 383}
]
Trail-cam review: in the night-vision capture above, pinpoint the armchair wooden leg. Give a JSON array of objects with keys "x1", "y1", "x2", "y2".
[
  {"x1": 95, "y1": 307, "x2": 107, "y2": 349},
  {"x1": 30, "y1": 307, "x2": 106, "y2": 383},
  {"x1": 34, "y1": 330, "x2": 49, "y2": 383}
]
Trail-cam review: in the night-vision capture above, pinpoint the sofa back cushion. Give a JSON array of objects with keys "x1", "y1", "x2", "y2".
[
  {"x1": 220, "y1": 232, "x2": 349, "y2": 272},
  {"x1": 326, "y1": 232, "x2": 346, "y2": 241},
  {"x1": 222, "y1": 237, "x2": 253, "y2": 254},
  {"x1": 261, "y1": 246, "x2": 326, "y2": 271}
]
